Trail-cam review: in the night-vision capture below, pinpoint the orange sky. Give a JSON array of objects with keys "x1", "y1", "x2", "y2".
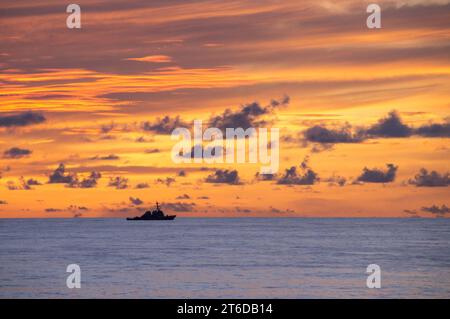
[{"x1": 0, "y1": 0, "x2": 449, "y2": 218}]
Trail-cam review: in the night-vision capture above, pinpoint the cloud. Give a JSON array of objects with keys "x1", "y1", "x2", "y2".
[
  {"x1": 45, "y1": 205, "x2": 88, "y2": 215},
  {"x1": 100, "y1": 122, "x2": 116, "y2": 134},
  {"x1": 48, "y1": 163, "x2": 77, "y2": 184},
  {"x1": 126, "y1": 55, "x2": 172, "y2": 63},
  {"x1": 421, "y1": 204, "x2": 450, "y2": 217},
  {"x1": 209, "y1": 96, "x2": 289, "y2": 131},
  {"x1": 135, "y1": 182, "x2": 150, "y2": 189},
  {"x1": 45, "y1": 208, "x2": 62, "y2": 212},
  {"x1": 0, "y1": 200, "x2": 7, "y2": 205},
  {"x1": 108, "y1": 176, "x2": 129, "y2": 189},
  {"x1": 303, "y1": 124, "x2": 364, "y2": 143},
  {"x1": 176, "y1": 194, "x2": 190, "y2": 199},
  {"x1": 90, "y1": 154, "x2": 120, "y2": 160},
  {"x1": 409, "y1": 168, "x2": 449, "y2": 187},
  {"x1": 129, "y1": 197, "x2": 143, "y2": 205},
  {"x1": 142, "y1": 116, "x2": 188, "y2": 134},
  {"x1": 270, "y1": 207, "x2": 296, "y2": 214},
  {"x1": 69, "y1": 171, "x2": 102, "y2": 188},
  {"x1": 136, "y1": 136, "x2": 153, "y2": 143},
  {"x1": 302, "y1": 112, "x2": 450, "y2": 144},
  {"x1": 414, "y1": 119, "x2": 450, "y2": 137},
  {"x1": 0, "y1": 111, "x2": 46, "y2": 127},
  {"x1": 309, "y1": 143, "x2": 334, "y2": 154},
  {"x1": 365, "y1": 111, "x2": 412, "y2": 138},
  {"x1": 156, "y1": 177, "x2": 176, "y2": 186},
  {"x1": 277, "y1": 157, "x2": 319, "y2": 185},
  {"x1": 255, "y1": 171, "x2": 277, "y2": 181},
  {"x1": 67, "y1": 205, "x2": 86, "y2": 210},
  {"x1": 162, "y1": 202, "x2": 196, "y2": 212},
  {"x1": 324, "y1": 174, "x2": 347, "y2": 186},
  {"x1": 357, "y1": 164, "x2": 398, "y2": 183},
  {"x1": 205, "y1": 169, "x2": 240, "y2": 184},
  {"x1": 403, "y1": 209, "x2": 422, "y2": 218},
  {"x1": 6, "y1": 177, "x2": 32, "y2": 190},
  {"x1": 180, "y1": 144, "x2": 223, "y2": 159},
  {"x1": 26, "y1": 178, "x2": 42, "y2": 186},
  {"x1": 145, "y1": 148, "x2": 160, "y2": 154},
  {"x1": 3, "y1": 147, "x2": 32, "y2": 159},
  {"x1": 234, "y1": 207, "x2": 251, "y2": 213}
]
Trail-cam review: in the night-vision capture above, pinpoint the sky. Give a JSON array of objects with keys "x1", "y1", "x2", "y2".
[{"x1": 0, "y1": 0, "x2": 449, "y2": 218}]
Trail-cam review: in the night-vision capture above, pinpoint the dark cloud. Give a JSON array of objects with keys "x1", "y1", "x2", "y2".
[
  {"x1": 3, "y1": 147, "x2": 32, "y2": 159},
  {"x1": 26, "y1": 178, "x2": 42, "y2": 186},
  {"x1": 415, "y1": 120, "x2": 450, "y2": 137},
  {"x1": 303, "y1": 112, "x2": 450, "y2": 143},
  {"x1": 277, "y1": 157, "x2": 319, "y2": 185},
  {"x1": 100, "y1": 122, "x2": 116, "y2": 134},
  {"x1": 6, "y1": 177, "x2": 32, "y2": 190},
  {"x1": 409, "y1": 169, "x2": 449, "y2": 187},
  {"x1": 234, "y1": 207, "x2": 251, "y2": 213},
  {"x1": 180, "y1": 144, "x2": 223, "y2": 159},
  {"x1": 48, "y1": 163, "x2": 77, "y2": 184},
  {"x1": 209, "y1": 95, "x2": 289, "y2": 131},
  {"x1": 135, "y1": 182, "x2": 150, "y2": 189},
  {"x1": 270, "y1": 207, "x2": 296, "y2": 214},
  {"x1": 68, "y1": 205, "x2": 89, "y2": 212},
  {"x1": 255, "y1": 172, "x2": 277, "y2": 181},
  {"x1": 176, "y1": 194, "x2": 190, "y2": 199},
  {"x1": 325, "y1": 174, "x2": 347, "y2": 187},
  {"x1": 162, "y1": 202, "x2": 196, "y2": 212},
  {"x1": 66, "y1": 164, "x2": 209, "y2": 175},
  {"x1": 310, "y1": 143, "x2": 335, "y2": 153},
  {"x1": 108, "y1": 176, "x2": 129, "y2": 189},
  {"x1": 136, "y1": 136, "x2": 153, "y2": 143},
  {"x1": 421, "y1": 204, "x2": 449, "y2": 217},
  {"x1": 304, "y1": 124, "x2": 364, "y2": 144},
  {"x1": 142, "y1": 115, "x2": 188, "y2": 134},
  {"x1": 156, "y1": 177, "x2": 176, "y2": 186},
  {"x1": 205, "y1": 169, "x2": 240, "y2": 184},
  {"x1": 99, "y1": 135, "x2": 116, "y2": 140},
  {"x1": 144, "y1": 148, "x2": 160, "y2": 154},
  {"x1": 365, "y1": 111, "x2": 412, "y2": 138},
  {"x1": 45, "y1": 205, "x2": 87, "y2": 215},
  {"x1": 129, "y1": 197, "x2": 143, "y2": 205},
  {"x1": 45, "y1": 208, "x2": 62, "y2": 212},
  {"x1": 90, "y1": 154, "x2": 120, "y2": 160},
  {"x1": 357, "y1": 164, "x2": 398, "y2": 183},
  {"x1": 0, "y1": 200, "x2": 7, "y2": 205},
  {"x1": 197, "y1": 196, "x2": 209, "y2": 200},
  {"x1": 0, "y1": 111, "x2": 46, "y2": 127},
  {"x1": 69, "y1": 171, "x2": 102, "y2": 188}
]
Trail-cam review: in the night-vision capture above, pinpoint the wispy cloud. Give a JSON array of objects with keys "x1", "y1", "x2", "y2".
[{"x1": 125, "y1": 55, "x2": 172, "y2": 63}]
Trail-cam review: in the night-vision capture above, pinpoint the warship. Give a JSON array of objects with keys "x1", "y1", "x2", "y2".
[{"x1": 126, "y1": 202, "x2": 176, "y2": 221}]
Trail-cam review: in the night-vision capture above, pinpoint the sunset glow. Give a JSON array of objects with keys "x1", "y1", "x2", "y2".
[{"x1": 0, "y1": 0, "x2": 449, "y2": 218}]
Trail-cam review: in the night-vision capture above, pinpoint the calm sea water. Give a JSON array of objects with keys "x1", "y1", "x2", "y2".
[{"x1": 0, "y1": 218, "x2": 449, "y2": 298}]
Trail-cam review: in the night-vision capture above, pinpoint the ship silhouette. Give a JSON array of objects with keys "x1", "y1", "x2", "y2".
[{"x1": 126, "y1": 202, "x2": 176, "y2": 221}]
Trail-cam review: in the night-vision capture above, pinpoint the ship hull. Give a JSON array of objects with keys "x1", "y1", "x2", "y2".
[{"x1": 126, "y1": 215, "x2": 176, "y2": 221}]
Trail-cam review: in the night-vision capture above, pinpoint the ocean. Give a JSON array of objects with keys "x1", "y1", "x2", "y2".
[{"x1": 0, "y1": 218, "x2": 449, "y2": 298}]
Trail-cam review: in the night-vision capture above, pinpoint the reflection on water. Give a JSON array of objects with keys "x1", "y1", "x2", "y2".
[{"x1": 0, "y1": 218, "x2": 449, "y2": 298}]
